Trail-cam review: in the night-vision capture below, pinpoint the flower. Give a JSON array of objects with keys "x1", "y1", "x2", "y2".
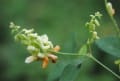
[
  {"x1": 39, "y1": 34, "x2": 53, "y2": 51},
  {"x1": 27, "y1": 45, "x2": 36, "y2": 52},
  {"x1": 23, "y1": 28, "x2": 34, "y2": 34},
  {"x1": 10, "y1": 22, "x2": 60, "y2": 69},
  {"x1": 39, "y1": 34, "x2": 48, "y2": 43},
  {"x1": 53, "y1": 45, "x2": 60, "y2": 52},
  {"x1": 48, "y1": 54, "x2": 58, "y2": 63},
  {"x1": 42, "y1": 56, "x2": 49, "y2": 69},
  {"x1": 24, "y1": 45, "x2": 60, "y2": 69},
  {"x1": 25, "y1": 56, "x2": 37, "y2": 64}
]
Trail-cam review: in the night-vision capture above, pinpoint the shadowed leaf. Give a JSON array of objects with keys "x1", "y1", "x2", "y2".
[
  {"x1": 95, "y1": 37, "x2": 120, "y2": 57},
  {"x1": 59, "y1": 62, "x2": 82, "y2": 81}
]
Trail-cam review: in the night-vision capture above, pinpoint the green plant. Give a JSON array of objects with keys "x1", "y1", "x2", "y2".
[{"x1": 10, "y1": 0, "x2": 120, "y2": 80}]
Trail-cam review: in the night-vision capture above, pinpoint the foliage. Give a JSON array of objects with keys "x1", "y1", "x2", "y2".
[{"x1": 1, "y1": 0, "x2": 120, "y2": 81}]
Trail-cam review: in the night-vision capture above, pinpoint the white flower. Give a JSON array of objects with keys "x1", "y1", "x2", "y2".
[
  {"x1": 9, "y1": 22, "x2": 20, "y2": 29},
  {"x1": 37, "y1": 34, "x2": 53, "y2": 50},
  {"x1": 28, "y1": 33, "x2": 38, "y2": 38},
  {"x1": 47, "y1": 41, "x2": 53, "y2": 48},
  {"x1": 40, "y1": 34, "x2": 48, "y2": 43},
  {"x1": 36, "y1": 36, "x2": 41, "y2": 42},
  {"x1": 25, "y1": 56, "x2": 36, "y2": 64},
  {"x1": 9, "y1": 22, "x2": 15, "y2": 28},
  {"x1": 27, "y1": 45, "x2": 36, "y2": 52},
  {"x1": 41, "y1": 41, "x2": 53, "y2": 50},
  {"x1": 41, "y1": 44, "x2": 51, "y2": 50},
  {"x1": 23, "y1": 28, "x2": 34, "y2": 34},
  {"x1": 38, "y1": 53, "x2": 45, "y2": 58}
]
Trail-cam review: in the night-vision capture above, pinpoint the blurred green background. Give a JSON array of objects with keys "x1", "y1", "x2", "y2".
[{"x1": 0, "y1": 0, "x2": 120, "y2": 81}]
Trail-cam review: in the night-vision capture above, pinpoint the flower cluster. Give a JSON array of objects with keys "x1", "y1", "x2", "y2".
[
  {"x1": 10, "y1": 22, "x2": 60, "y2": 69},
  {"x1": 85, "y1": 12, "x2": 102, "y2": 44}
]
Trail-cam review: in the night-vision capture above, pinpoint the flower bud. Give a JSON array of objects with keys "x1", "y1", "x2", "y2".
[
  {"x1": 94, "y1": 19, "x2": 100, "y2": 27},
  {"x1": 40, "y1": 34, "x2": 48, "y2": 43},
  {"x1": 48, "y1": 54, "x2": 58, "y2": 63},
  {"x1": 42, "y1": 56, "x2": 49, "y2": 69},
  {"x1": 54, "y1": 45, "x2": 60, "y2": 52},
  {"x1": 93, "y1": 31, "x2": 98, "y2": 39},
  {"x1": 23, "y1": 28, "x2": 34, "y2": 34},
  {"x1": 106, "y1": 2, "x2": 115, "y2": 16},
  {"x1": 38, "y1": 53, "x2": 45, "y2": 58},
  {"x1": 28, "y1": 33, "x2": 38, "y2": 38},
  {"x1": 25, "y1": 56, "x2": 37, "y2": 64},
  {"x1": 9, "y1": 22, "x2": 14, "y2": 28},
  {"x1": 27, "y1": 45, "x2": 36, "y2": 52}
]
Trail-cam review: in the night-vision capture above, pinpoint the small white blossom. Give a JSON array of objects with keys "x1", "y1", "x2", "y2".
[
  {"x1": 25, "y1": 56, "x2": 36, "y2": 64},
  {"x1": 27, "y1": 45, "x2": 36, "y2": 52},
  {"x1": 38, "y1": 53, "x2": 45, "y2": 58},
  {"x1": 37, "y1": 34, "x2": 54, "y2": 50},
  {"x1": 48, "y1": 41, "x2": 53, "y2": 48},
  {"x1": 23, "y1": 28, "x2": 34, "y2": 34},
  {"x1": 40, "y1": 34, "x2": 48, "y2": 43},
  {"x1": 41, "y1": 44, "x2": 51, "y2": 50},
  {"x1": 28, "y1": 33, "x2": 38, "y2": 38},
  {"x1": 9, "y1": 22, "x2": 20, "y2": 29},
  {"x1": 40, "y1": 41, "x2": 53, "y2": 50},
  {"x1": 9, "y1": 22, "x2": 15, "y2": 28},
  {"x1": 36, "y1": 36, "x2": 41, "y2": 42}
]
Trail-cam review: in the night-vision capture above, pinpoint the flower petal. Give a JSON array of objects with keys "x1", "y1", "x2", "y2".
[
  {"x1": 42, "y1": 56, "x2": 49, "y2": 69},
  {"x1": 25, "y1": 56, "x2": 36, "y2": 64}
]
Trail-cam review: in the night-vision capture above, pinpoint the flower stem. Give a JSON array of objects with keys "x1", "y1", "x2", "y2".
[
  {"x1": 55, "y1": 52, "x2": 120, "y2": 79},
  {"x1": 89, "y1": 55, "x2": 120, "y2": 79},
  {"x1": 54, "y1": 51, "x2": 78, "y2": 56},
  {"x1": 110, "y1": 16, "x2": 120, "y2": 37},
  {"x1": 105, "y1": 0, "x2": 120, "y2": 38}
]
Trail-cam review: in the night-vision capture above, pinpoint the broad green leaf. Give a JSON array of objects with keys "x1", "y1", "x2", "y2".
[
  {"x1": 59, "y1": 62, "x2": 81, "y2": 81},
  {"x1": 78, "y1": 44, "x2": 87, "y2": 55},
  {"x1": 47, "y1": 33, "x2": 83, "y2": 81},
  {"x1": 47, "y1": 55, "x2": 84, "y2": 81},
  {"x1": 95, "y1": 37, "x2": 120, "y2": 57}
]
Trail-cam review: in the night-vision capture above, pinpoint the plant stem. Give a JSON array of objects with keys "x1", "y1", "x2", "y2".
[
  {"x1": 55, "y1": 51, "x2": 120, "y2": 79},
  {"x1": 104, "y1": 0, "x2": 120, "y2": 37},
  {"x1": 55, "y1": 52, "x2": 78, "y2": 56},
  {"x1": 110, "y1": 16, "x2": 120, "y2": 37},
  {"x1": 89, "y1": 55, "x2": 120, "y2": 79}
]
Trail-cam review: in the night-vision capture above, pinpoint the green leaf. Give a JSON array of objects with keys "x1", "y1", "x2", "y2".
[
  {"x1": 78, "y1": 44, "x2": 87, "y2": 55},
  {"x1": 47, "y1": 33, "x2": 84, "y2": 81},
  {"x1": 59, "y1": 62, "x2": 81, "y2": 81},
  {"x1": 47, "y1": 55, "x2": 84, "y2": 81},
  {"x1": 95, "y1": 37, "x2": 120, "y2": 57}
]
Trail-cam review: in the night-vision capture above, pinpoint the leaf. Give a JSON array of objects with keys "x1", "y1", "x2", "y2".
[
  {"x1": 78, "y1": 44, "x2": 87, "y2": 55},
  {"x1": 47, "y1": 33, "x2": 83, "y2": 81},
  {"x1": 59, "y1": 62, "x2": 81, "y2": 81},
  {"x1": 47, "y1": 55, "x2": 84, "y2": 81},
  {"x1": 95, "y1": 37, "x2": 120, "y2": 57}
]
